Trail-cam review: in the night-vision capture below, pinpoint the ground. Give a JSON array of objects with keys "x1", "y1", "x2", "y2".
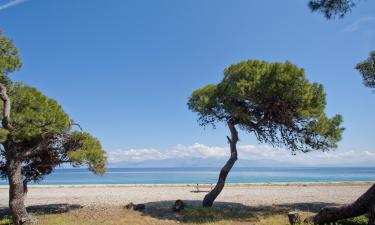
[
  {"x1": 0, "y1": 183, "x2": 371, "y2": 225},
  {"x1": 0, "y1": 204, "x2": 369, "y2": 225}
]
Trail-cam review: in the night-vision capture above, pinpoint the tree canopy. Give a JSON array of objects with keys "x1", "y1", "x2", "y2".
[
  {"x1": 0, "y1": 30, "x2": 106, "y2": 224},
  {"x1": 356, "y1": 51, "x2": 375, "y2": 89},
  {"x1": 0, "y1": 31, "x2": 106, "y2": 183},
  {"x1": 188, "y1": 60, "x2": 344, "y2": 153},
  {"x1": 308, "y1": 0, "x2": 357, "y2": 19}
]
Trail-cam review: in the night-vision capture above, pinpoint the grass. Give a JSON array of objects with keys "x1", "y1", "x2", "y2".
[
  {"x1": 0, "y1": 207, "x2": 369, "y2": 225},
  {"x1": 337, "y1": 215, "x2": 369, "y2": 225},
  {"x1": 0, "y1": 215, "x2": 12, "y2": 225}
]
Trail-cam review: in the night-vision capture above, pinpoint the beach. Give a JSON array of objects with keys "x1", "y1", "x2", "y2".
[
  {"x1": 0, "y1": 182, "x2": 372, "y2": 224},
  {"x1": 0, "y1": 182, "x2": 371, "y2": 207}
]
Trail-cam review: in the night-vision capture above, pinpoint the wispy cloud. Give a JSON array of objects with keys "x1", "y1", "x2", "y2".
[
  {"x1": 344, "y1": 16, "x2": 375, "y2": 33},
  {"x1": 107, "y1": 143, "x2": 375, "y2": 166},
  {"x1": 0, "y1": 0, "x2": 27, "y2": 11}
]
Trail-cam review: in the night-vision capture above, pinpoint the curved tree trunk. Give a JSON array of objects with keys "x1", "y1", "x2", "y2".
[
  {"x1": 1, "y1": 83, "x2": 32, "y2": 224},
  {"x1": 7, "y1": 158, "x2": 32, "y2": 225},
  {"x1": 202, "y1": 121, "x2": 238, "y2": 207},
  {"x1": 306, "y1": 183, "x2": 375, "y2": 225},
  {"x1": 369, "y1": 204, "x2": 375, "y2": 225}
]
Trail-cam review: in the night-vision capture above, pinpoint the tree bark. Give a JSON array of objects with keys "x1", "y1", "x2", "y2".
[
  {"x1": 7, "y1": 157, "x2": 33, "y2": 225},
  {"x1": 202, "y1": 121, "x2": 238, "y2": 207},
  {"x1": 306, "y1": 183, "x2": 375, "y2": 225},
  {"x1": 369, "y1": 204, "x2": 375, "y2": 225},
  {"x1": 0, "y1": 83, "x2": 13, "y2": 130},
  {"x1": 1, "y1": 82, "x2": 33, "y2": 224}
]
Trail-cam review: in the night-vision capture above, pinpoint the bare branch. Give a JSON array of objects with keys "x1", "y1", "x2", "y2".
[
  {"x1": 226, "y1": 136, "x2": 232, "y2": 144},
  {"x1": 70, "y1": 119, "x2": 83, "y2": 132}
]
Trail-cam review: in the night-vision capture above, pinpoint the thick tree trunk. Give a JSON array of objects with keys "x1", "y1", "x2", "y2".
[
  {"x1": 202, "y1": 121, "x2": 238, "y2": 207},
  {"x1": 369, "y1": 204, "x2": 375, "y2": 225},
  {"x1": 7, "y1": 158, "x2": 32, "y2": 225},
  {"x1": 306, "y1": 183, "x2": 375, "y2": 225}
]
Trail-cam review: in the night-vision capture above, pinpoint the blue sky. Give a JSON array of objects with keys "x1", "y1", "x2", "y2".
[{"x1": 0, "y1": 0, "x2": 374, "y2": 166}]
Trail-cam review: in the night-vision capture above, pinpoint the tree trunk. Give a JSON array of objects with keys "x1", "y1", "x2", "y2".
[
  {"x1": 369, "y1": 204, "x2": 375, "y2": 225},
  {"x1": 202, "y1": 121, "x2": 238, "y2": 207},
  {"x1": 7, "y1": 158, "x2": 32, "y2": 225},
  {"x1": 306, "y1": 183, "x2": 375, "y2": 225}
]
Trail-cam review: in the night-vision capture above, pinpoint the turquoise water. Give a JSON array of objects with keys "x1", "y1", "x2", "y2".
[{"x1": 1, "y1": 167, "x2": 374, "y2": 185}]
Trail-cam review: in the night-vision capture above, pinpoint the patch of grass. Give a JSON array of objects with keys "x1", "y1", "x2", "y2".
[
  {"x1": 0, "y1": 215, "x2": 12, "y2": 225},
  {"x1": 180, "y1": 206, "x2": 257, "y2": 224},
  {"x1": 0, "y1": 207, "x2": 370, "y2": 225},
  {"x1": 338, "y1": 215, "x2": 369, "y2": 225}
]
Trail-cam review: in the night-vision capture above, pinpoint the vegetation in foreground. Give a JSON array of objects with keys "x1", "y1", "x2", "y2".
[{"x1": 0, "y1": 206, "x2": 369, "y2": 225}]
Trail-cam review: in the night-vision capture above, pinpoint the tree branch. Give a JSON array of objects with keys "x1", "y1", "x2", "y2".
[
  {"x1": 0, "y1": 83, "x2": 13, "y2": 130},
  {"x1": 70, "y1": 120, "x2": 83, "y2": 132}
]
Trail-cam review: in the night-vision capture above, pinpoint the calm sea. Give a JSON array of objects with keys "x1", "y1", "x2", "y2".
[{"x1": 1, "y1": 167, "x2": 374, "y2": 185}]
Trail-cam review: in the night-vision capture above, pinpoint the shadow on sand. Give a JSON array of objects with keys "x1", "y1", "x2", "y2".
[
  {"x1": 0, "y1": 201, "x2": 339, "y2": 224},
  {"x1": 138, "y1": 200, "x2": 338, "y2": 223},
  {"x1": 0, "y1": 204, "x2": 82, "y2": 217}
]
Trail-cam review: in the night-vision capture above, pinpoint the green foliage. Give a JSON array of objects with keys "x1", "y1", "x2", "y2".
[
  {"x1": 0, "y1": 82, "x2": 107, "y2": 180},
  {"x1": 0, "y1": 31, "x2": 22, "y2": 85},
  {"x1": 67, "y1": 131, "x2": 106, "y2": 175},
  {"x1": 308, "y1": 0, "x2": 356, "y2": 19},
  {"x1": 356, "y1": 51, "x2": 375, "y2": 89},
  {"x1": 0, "y1": 215, "x2": 12, "y2": 225},
  {"x1": 338, "y1": 215, "x2": 368, "y2": 225},
  {"x1": 0, "y1": 30, "x2": 106, "y2": 181},
  {"x1": 8, "y1": 83, "x2": 71, "y2": 141},
  {"x1": 0, "y1": 128, "x2": 9, "y2": 143},
  {"x1": 188, "y1": 60, "x2": 344, "y2": 153}
]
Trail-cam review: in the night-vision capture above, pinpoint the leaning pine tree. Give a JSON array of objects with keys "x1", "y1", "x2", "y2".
[
  {"x1": 188, "y1": 60, "x2": 344, "y2": 207},
  {"x1": 0, "y1": 32, "x2": 106, "y2": 225},
  {"x1": 306, "y1": 52, "x2": 375, "y2": 225}
]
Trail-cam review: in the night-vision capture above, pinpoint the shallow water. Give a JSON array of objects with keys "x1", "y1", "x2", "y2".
[{"x1": 1, "y1": 167, "x2": 374, "y2": 185}]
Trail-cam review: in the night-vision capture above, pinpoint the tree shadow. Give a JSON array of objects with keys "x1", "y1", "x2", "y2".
[
  {"x1": 138, "y1": 200, "x2": 338, "y2": 224},
  {"x1": 0, "y1": 204, "x2": 82, "y2": 217}
]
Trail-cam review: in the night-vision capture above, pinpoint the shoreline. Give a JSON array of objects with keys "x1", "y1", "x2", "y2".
[
  {"x1": 0, "y1": 181, "x2": 372, "y2": 188},
  {"x1": 1, "y1": 182, "x2": 372, "y2": 208}
]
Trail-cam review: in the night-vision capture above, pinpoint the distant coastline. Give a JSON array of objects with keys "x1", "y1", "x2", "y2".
[{"x1": 1, "y1": 167, "x2": 374, "y2": 185}]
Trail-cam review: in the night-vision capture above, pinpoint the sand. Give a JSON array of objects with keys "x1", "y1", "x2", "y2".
[{"x1": 0, "y1": 182, "x2": 372, "y2": 208}]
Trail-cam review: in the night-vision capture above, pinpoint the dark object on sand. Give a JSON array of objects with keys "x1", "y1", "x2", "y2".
[
  {"x1": 172, "y1": 200, "x2": 185, "y2": 212},
  {"x1": 124, "y1": 202, "x2": 145, "y2": 211},
  {"x1": 288, "y1": 211, "x2": 301, "y2": 225}
]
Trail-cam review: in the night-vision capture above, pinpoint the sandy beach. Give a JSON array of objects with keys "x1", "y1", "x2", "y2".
[{"x1": 0, "y1": 182, "x2": 372, "y2": 208}]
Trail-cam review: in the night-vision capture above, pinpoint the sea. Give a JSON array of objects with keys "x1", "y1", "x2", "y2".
[{"x1": 1, "y1": 167, "x2": 374, "y2": 185}]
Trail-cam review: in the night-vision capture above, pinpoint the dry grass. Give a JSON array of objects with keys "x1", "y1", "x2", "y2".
[{"x1": 0, "y1": 204, "x2": 369, "y2": 225}]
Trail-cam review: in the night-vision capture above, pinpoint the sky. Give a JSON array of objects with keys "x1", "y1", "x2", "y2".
[{"x1": 0, "y1": 0, "x2": 374, "y2": 166}]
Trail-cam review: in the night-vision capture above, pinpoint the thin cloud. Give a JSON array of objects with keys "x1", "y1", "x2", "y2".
[
  {"x1": 0, "y1": 0, "x2": 27, "y2": 11},
  {"x1": 344, "y1": 16, "x2": 375, "y2": 33},
  {"x1": 107, "y1": 143, "x2": 375, "y2": 166}
]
